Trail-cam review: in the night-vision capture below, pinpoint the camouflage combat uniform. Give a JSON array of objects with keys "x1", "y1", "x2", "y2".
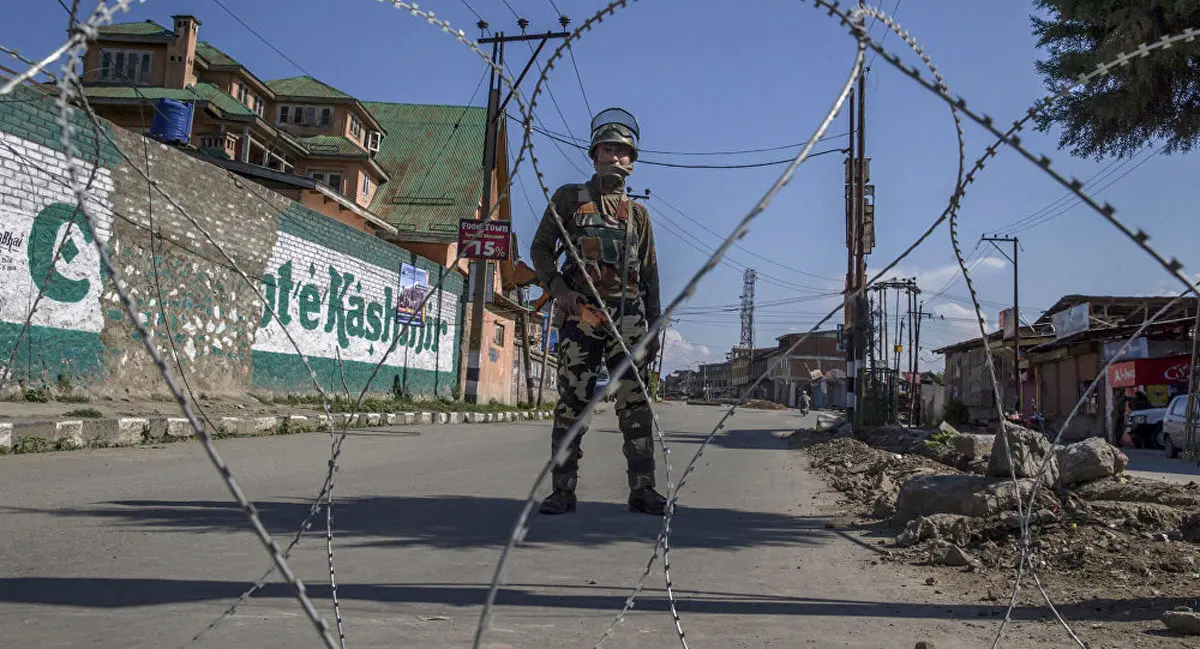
[{"x1": 529, "y1": 174, "x2": 663, "y2": 511}]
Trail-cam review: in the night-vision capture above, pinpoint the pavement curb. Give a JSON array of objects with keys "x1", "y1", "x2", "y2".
[{"x1": 0, "y1": 409, "x2": 554, "y2": 455}]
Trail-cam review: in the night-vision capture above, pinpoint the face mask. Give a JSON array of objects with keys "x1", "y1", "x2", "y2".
[{"x1": 594, "y1": 161, "x2": 634, "y2": 188}]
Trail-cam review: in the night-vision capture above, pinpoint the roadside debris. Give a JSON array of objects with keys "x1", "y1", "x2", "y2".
[
  {"x1": 790, "y1": 419, "x2": 1200, "y2": 619},
  {"x1": 1161, "y1": 607, "x2": 1200, "y2": 635}
]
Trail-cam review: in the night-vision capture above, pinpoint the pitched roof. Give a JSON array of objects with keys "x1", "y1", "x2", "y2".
[
  {"x1": 266, "y1": 75, "x2": 352, "y2": 100},
  {"x1": 79, "y1": 82, "x2": 255, "y2": 118},
  {"x1": 1033, "y1": 294, "x2": 1190, "y2": 326},
  {"x1": 363, "y1": 101, "x2": 487, "y2": 236},
  {"x1": 97, "y1": 20, "x2": 173, "y2": 37},
  {"x1": 295, "y1": 135, "x2": 367, "y2": 157},
  {"x1": 195, "y1": 41, "x2": 240, "y2": 68}
]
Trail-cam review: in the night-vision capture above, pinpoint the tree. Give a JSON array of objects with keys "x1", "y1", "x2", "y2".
[{"x1": 1032, "y1": 0, "x2": 1200, "y2": 159}]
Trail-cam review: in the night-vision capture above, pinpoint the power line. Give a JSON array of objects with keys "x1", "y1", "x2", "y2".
[
  {"x1": 523, "y1": 118, "x2": 847, "y2": 169},
  {"x1": 566, "y1": 45, "x2": 593, "y2": 118},
  {"x1": 991, "y1": 143, "x2": 1153, "y2": 234},
  {"x1": 867, "y1": 0, "x2": 902, "y2": 69},
  {"x1": 209, "y1": 0, "x2": 316, "y2": 78},
  {"x1": 649, "y1": 209, "x2": 836, "y2": 295},
  {"x1": 1005, "y1": 146, "x2": 1164, "y2": 235},
  {"x1": 525, "y1": 118, "x2": 848, "y2": 156},
  {"x1": 458, "y1": 0, "x2": 485, "y2": 23},
  {"x1": 652, "y1": 192, "x2": 843, "y2": 283}
]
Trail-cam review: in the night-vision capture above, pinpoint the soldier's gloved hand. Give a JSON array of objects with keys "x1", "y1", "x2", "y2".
[{"x1": 549, "y1": 280, "x2": 587, "y2": 317}]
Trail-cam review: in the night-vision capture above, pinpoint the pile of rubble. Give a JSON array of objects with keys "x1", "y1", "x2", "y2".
[{"x1": 791, "y1": 420, "x2": 1200, "y2": 637}]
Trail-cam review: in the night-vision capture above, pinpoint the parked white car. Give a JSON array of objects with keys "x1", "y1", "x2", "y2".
[{"x1": 1160, "y1": 394, "x2": 1198, "y2": 458}]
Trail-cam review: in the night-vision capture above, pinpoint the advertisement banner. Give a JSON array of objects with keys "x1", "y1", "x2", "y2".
[
  {"x1": 1051, "y1": 302, "x2": 1089, "y2": 340},
  {"x1": 396, "y1": 262, "x2": 429, "y2": 327}
]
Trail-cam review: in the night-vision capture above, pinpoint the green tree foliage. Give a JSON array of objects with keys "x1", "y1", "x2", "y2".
[{"x1": 1032, "y1": 0, "x2": 1200, "y2": 159}]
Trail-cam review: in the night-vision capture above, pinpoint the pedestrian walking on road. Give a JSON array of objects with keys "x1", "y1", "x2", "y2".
[{"x1": 529, "y1": 108, "x2": 667, "y2": 516}]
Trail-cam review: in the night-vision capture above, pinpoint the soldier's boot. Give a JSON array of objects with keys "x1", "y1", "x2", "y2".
[
  {"x1": 626, "y1": 473, "x2": 667, "y2": 515},
  {"x1": 539, "y1": 472, "x2": 578, "y2": 515}
]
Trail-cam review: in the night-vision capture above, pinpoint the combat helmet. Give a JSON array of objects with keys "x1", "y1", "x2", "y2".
[{"x1": 589, "y1": 107, "x2": 640, "y2": 162}]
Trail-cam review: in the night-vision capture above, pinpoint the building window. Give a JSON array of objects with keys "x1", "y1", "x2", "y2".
[
  {"x1": 277, "y1": 104, "x2": 332, "y2": 127},
  {"x1": 366, "y1": 130, "x2": 381, "y2": 152},
  {"x1": 252, "y1": 94, "x2": 264, "y2": 117},
  {"x1": 311, "y1": 171, "x2": 343, "y2": 194},
  {"x1": 348, "y1": 112, "x2": 363, "y2": 140},
  {"x1": 99, "y1": 49, "x2": 152, "y2": 83},
  {"x1": 360, "y1": 174, "x2": 372, "y2": 197},
  {"x1": 237, "y1": 84, "x2": 249, "y2": 105},
  {"x1": 493, "y1": 322, "x2": 506, "y2": 346}
]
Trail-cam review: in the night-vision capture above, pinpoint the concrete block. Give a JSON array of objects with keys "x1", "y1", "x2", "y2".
[
  {"x1": 283, "y1": 415, "x2": 310, "y2": 433},
  {"x1": 0, "y1": 422, "x2": 11, "y2": 450},
  {"x1": 435, "y1": 412, "x2": 450, "y2": 424},
  {"x1": 384, "y1": 413, "x2": 400, "y2": 425},
  {"x1": 310, "y1": 414, "x2": 331, "y2": 430},
  {"x1": 361, "y1": 413, "x2": 382, "y2": 427},
  {"x1": 241, "y1": 416, "x2": 278, "y2": 436},
  {"x1": 505, "y1": 412, "x2": 515, "y2": 422},
  {"x1": 448, "y1": 412, "x2": 462, "y2": 424},
  {"x1": 83, "y1": 418, "x2": 148, "y2": 447},
  {"x1": 58, "y1": 420, "x2": 84, "y2": 447},
  {"x1": 218, "y1": 417, "x2": 242, "y2": 435},
  {"x1": 401, "y1": 412, "x2": 417, "y2": 425},
  {"x1": 417, "y1": 411, "x2": 433, "y2": 425},
  {"x1": 160, "y1": 417, "x2": 193, "y2": 438},
  {"x1": 471, "y1": 412, "x2": 486, "y2": 424}
]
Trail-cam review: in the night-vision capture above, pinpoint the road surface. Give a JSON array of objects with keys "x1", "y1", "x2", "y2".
[
  {"x1": 1, "y1": 402, "x2": 1020, "y2": 648},
  {"x1": 1124, "y1": 447, "x2": 1200, "y2": 485}
]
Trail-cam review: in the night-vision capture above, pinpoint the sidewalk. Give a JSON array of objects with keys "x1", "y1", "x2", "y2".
[{"x1": 0, "y1": 394, "x2": 552, "y2": 455}]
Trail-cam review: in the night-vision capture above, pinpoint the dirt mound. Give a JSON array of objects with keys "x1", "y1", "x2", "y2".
[
  {"x1": 795, "y1": 429, "x2": 1200, "y2": 638},
  {"x1": 742, "y1": 399, "x2": 787, "y2": 410}
]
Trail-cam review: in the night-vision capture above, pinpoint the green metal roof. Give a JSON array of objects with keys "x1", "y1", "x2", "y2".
[
  {"x1": 97, "y1": 20, "x2": 173, "y2": 37},
  {"x1": 80, "y1": 82, "x2": 255, "y2": 118},
  {"x1": 294, "y1": 135, "x2": 366, "y2": 157},
  {"x1": 364, "y1": 101, "x2": 487, "y2": 235},
  {"x1": 195, "y1": 41, "x2": 240, "y2": 68},
  {"x1": 266, "y1": 76, "x2": 352, "y2": 100}
]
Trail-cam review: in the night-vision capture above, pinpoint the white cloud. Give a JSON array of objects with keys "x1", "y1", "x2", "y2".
[
  {"x1": 660, "y1": 328, "x2": 723, "y2": 375},
  {"x1": 881, "y1": 256, "x2": 1007, "y2": 292}
]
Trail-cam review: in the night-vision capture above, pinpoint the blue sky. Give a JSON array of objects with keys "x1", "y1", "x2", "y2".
[{"x1": 5, "y1": 1, "x2": 1198, "y2": 375}]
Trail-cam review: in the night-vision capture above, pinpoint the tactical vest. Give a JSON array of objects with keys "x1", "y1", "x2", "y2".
[{"x1": 562, "y1": 184, "x2": 640, "y2": 299}]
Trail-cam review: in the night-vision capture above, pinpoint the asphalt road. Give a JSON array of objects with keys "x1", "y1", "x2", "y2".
[
  {"x1": 1124, "y1": 447, "x2": 1200, "y2": 485},
  {"x1": 0, "y1": 402, "x2": 1010, "y2": 648}
]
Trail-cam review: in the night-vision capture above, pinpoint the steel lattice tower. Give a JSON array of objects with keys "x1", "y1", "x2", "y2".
[{"x1": 740, "y1": 269, "x2": 756, "y2": 350}]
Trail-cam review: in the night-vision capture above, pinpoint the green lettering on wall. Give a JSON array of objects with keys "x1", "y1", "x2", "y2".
[
  {"x1": 27, "y1": 202, "x2": 94, "y2": 304},
  {"x1": 347, "y1": 296, "x2": 365, "y2": 339},
  {"x1": 381, "y1": 287, "x2": 393, "y2": 343},
  {"x1": 260, "y1": 273, "x2": 277, "y2": 327},
  {"x1": 324, "y1": 266, "x2": 353, "y2": 349},
  {"x1": 298, "y1": 284, "x2": 321, "y2": 330},
  {"x1": 365, "y1": 302, "x2": 382, "y2": 341},
  {"x1": 276, "y1": 261, "x2": 294, "y2": 326}
]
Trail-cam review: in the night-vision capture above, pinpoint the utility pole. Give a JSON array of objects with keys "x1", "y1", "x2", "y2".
[
  {"x1": 911, "y1": 302, "x2": 937, "y2": 426},
  {"x1": 464, "y1": 22, "x2": 569, "y2": 404},
  {"x1": 1183, "y1": 299, "x2": 1200, "y2": 461},
  {"x1": 535, "y1": 302, "x2": 554, "y2": 408},
  {"x1": 844, "y1": 66, "x2": 872, "y2": 429},
  {"x1": 853, "y1": 67, "x2": 869, "y2": 430},
  {"x1": 982, "y1": 235, "x2": 1021, "y2": 412}
]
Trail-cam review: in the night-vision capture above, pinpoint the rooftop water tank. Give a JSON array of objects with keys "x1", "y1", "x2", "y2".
[{"x1": 149, "y1": 98, "x2": 193, "y2": 145}]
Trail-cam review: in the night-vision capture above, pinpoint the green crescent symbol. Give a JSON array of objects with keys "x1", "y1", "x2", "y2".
[{"x1": 27, "y1": 202, "x2": 95, "y2": 304}]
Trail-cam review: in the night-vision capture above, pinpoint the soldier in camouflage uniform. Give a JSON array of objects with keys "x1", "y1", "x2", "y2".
[{"x1": 529, "y1": 108, "x2": 667, "y2": 516}]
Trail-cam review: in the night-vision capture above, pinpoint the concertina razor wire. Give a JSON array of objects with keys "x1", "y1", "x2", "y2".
[{"x1": 1, "y1": 0, "x2": 1199, "y2": 647}]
